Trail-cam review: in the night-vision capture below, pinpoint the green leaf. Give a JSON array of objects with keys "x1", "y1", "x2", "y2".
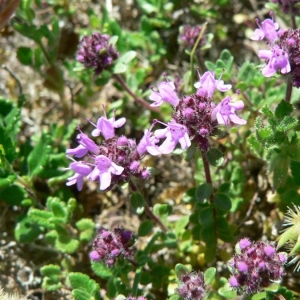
[
  {"x1": 76, "y1": 218, "x2": 95, "y2": 243},
  {"x1": 40, "y1": 264, "x2": 62, "y2": 279},
  {"x1": 91, "y1": 262, "x2": 112, "y2": 279},
  {"x1": 218, "y1": 49, "x2": 234, "y2": 71},
  {"x1": 204, "y1": 267, "x2": 216, "y2": 285},
  {"x1": 14, "y1": 214, "x2": 42, "y2": 243},
  {"x1": 0, "y1": 173, "x2": 17, "y2": 190},
  {"x1": 277, "y1": 116, "x2": 298, "y2": 132},
  {"x1": 153, "y1": 203, "x2": 172, "y2": 224},
  {"x1": 195, "y1": 183, "x2": 213, "y2": 203},
  {"x1": 113, "y1": 62, "x2": 127, "y2": 74},
  {"x1": 218, "y1": 283, "x2": 237, "y2": 298},
  {"x1": 182, "y1": 188, "x2": 196, "y2": 203},
  {"x1": 198, "y1": 207, "x2": 214, "y2": 225},
  {"x1": 130, "y1": 192, "x2": 145, "y2": 214},
  {"x1": 118, "y1": 50, "x2": 137, "y2": 64},
  {"x1": 251, "y1": 292, "x2": 267, "y2": 300},
  {"x1": 175, "y1": 216, "x2": 189, "y2": 236},
  {"x1": 17, "y1": 46, "x2": 34, "y2": 66},
  {"x1": 107, "y1": 276, "x2": 117, "y2": 298},
  {"x1": 0, "y1": 184, "x2": 27, "y2": 206},
  {"x1": 42, "y1": 277, "x2": 62, "y2": 292},
  {"x1": 275, "y1": 100, "x2": 293, "y2": 119},
  {"x1": 288, "y1": 140, "x2": 300, "y2": 161},
  {"x1": 138, "y1": 220, "x2": 154, "y2": 236},
  {"x1": 27, "y1": 132, "x2": 51, "y2": 178},
  {"x1": 174, "y1": 264, "x2": 190, "y2": 279},
  {"x1": 72, "y1": 289, "x2": 93, "y2": 300},
  {"x1": 29, "y1": 208, "x2": 54, "y2": 229},
  {"x1": 291, "y1": 161, "x2": 300, "y2": 185},
  {"x1": 216, "y1": 216, "x2": 234, "y2": 242},
  {"x1": 69, "y1": 272, "x2": 100, "y2": 297},
  {"x1": 206, "y1": 148, "x2": 224, "y2": 166},
  {"x1": 214, "y1": 193, "x2": 232, "y2": 211},
  {"x1": 268, "y1": 151, "x2": 290, "y2": 189}
]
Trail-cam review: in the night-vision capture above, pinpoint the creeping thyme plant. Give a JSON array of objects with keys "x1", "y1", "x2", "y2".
[{"x1": 2, "y1": 0, "x2": 300, "y2": 299}]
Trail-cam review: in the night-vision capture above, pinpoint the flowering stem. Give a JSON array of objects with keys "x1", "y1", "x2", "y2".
[
  {"x1": 144, "y1": 202, "x2": 168, "y2": 233},
  {"x1": 112, "y1": 74, "x2": 160, "y2": 113},
  {"x1": 190, "y1": 22, "x2": 207, "y2": 86},
  {"x1": 201, "y1": 150, "x2": 212, "y2": 185},
  {"x1": 285, "y1": 76, "x2": 293, "y2": 103}
]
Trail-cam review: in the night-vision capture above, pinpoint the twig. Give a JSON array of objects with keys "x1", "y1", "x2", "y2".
[
  {"x1": 2, "y1": 64, "x2": 23, "y2": 95},
  {"x1": 112, "y1": 74, "x2": 160, "y2": 113},
  {"x1": 144, "y1": 202, "x2": 168, "y2": 233},
  {"x1": 237, "y1": 192, "x2": 258, "y2": 229}
]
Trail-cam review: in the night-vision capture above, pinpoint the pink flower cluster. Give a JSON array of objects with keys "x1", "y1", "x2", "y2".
[
  {"x1": 147, "y1": 71, "x2": 246, "y2": 151},
  {"x1": 229, "y1": 238, "x2": 287, "y2": 294},
  {"x1": 251, "y1": 12, "x2": 300, "y2": 87}
]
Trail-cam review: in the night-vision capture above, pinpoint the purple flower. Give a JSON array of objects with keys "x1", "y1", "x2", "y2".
[
  {"x1": 149, "y1": 81, "x2": 179, "y2": 107},
  {"x1": 228, "y1": 238, "x2": 287, "y2": 294},
  {"x1": 177, "y1": 271, "x2": 206, "y2": 300},
  {"x1": 137, "y1": 129, "x2": 161, "y2": 156},
  {"x1": 66, "y1": 162, "x2": 93, "y2": 191},
  {"x1": 88, "y1": 155, "x2": 124, "y2": 190},
  {"x1": 179, "y1": 25, "x2": 206, "y2": 49},
  {"x1": 258, "y1": 46, "x2": 291, "y2": 77},
  {"x1": 66, "y1": 133, "x2": 99, "y2": 158},
  {"x1": 90, "y1": 227, "x2": 134, "y2": 267},
  {"x1": 154, "y1": 120, "x2": 191, "y2": 154},
  {"x1": 211, "y1": 96, "x2": 246, "y2": 126},
  {"x1": 251, "y1": 17, "x2": 279, "y2": 43},
  {"x1": 194, "y1": 71, "x2": 231, "y2": 98},
  {"x1": 90, "y1": 110, "x2": 126, "y2": 139},
  {"x1": 76, "y1": 33, "x2": 119, "y2": 75}
]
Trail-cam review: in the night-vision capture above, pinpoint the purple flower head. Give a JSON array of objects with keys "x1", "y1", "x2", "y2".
[
  {"x1": 258, "y1": 46, "x2": 291, "y2": 77},
  {"x1": 272, "y1": 0, "x2": 300, "y2": 15},
  {"x1": 154, "y1": 120, "x2": 191, "y2": 154},
  {"x1": 76, "y1": 33, "x2": 119, "y2": 75},
  {"x1": 177, "y1": 271, "x2": 206, "y2": 300},
  {"x1": 66, "y1": 132, "x2": 99, "y2": 158},
  {"x1": 179, "y1": 25, "x2": 206, "y2": 49},
  {"x1": 194, "y1": 71, "x2": 232, "y2": 98},
  {"x1": 276, "y1": 29, "x2": 300, "y2": 87},
  {"x1": 137, "y1": 127, "x2": 161, "y2": 156},
  {"x1": 229, "y1": 238, "x2": 286, "y2": 294},
  {"x1": 251, "y1": 16, "x2": 279, "y2": 43},
  {"x1": 121, "y1": 297, "x2": 147, "y2": 300},
  {"x1": 90, "y1": 108, "x2": 126, "y2": 139},
  {"x1": 149, "y1": 79, "x2": 179, "y2": 107},
  {"x1": 88, "y1": 155, "x2": 124, "y2": 190},
  {"x1": 66, "y1": 161, "x2": 93, "y2": 191},
  {"x1": 211, "y1": 95, "x2": 246, "y2": 126},
  {"x1": 239, "y1": 238, "x2": 251, "y2": 250},
  {"x1": 90, "y1": 227, "x2": 134, "y2": 267}
]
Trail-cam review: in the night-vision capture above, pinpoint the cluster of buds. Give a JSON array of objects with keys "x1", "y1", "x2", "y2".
[
  {"x1": 177, "y1": 271, "x2": 206, "y2": 300},
  {"x1": 271, "y1": 0, "x2": 300, "y2": 15},
  {"x1": 178, "y1": 25, "x2": 206, "y2": 49},
  {"x1": 251, "y1": 12, "x2": 300, "y2": 87},
  {"x1": 147, "y1": 71, "x2": 246, "y2": 151},
  {"x1": 228, "y1": 238, "x2": 287, "y2": 294},
  {"x1": 76, "y1": 33, "x2": 119, "y2": 75},
  {"x1": 65, "y1": 108, "x2": 151, "y2": 191},
  {"x1": 89, "y1": 227, "x2": 134, "y2": 267}
]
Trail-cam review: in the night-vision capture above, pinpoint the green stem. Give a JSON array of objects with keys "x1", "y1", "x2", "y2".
[{"x1": 190, "y1": 22, "x2": 207, "y2": 87}]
